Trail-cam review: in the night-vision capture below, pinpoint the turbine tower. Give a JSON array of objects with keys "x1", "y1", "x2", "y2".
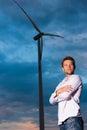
[{"x1": 12, "y1": 1, "x2": 64, "y2": 130}]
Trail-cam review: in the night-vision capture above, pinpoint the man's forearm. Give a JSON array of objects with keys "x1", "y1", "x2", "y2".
[{"x1": 55, "y1": 85, "x2": 72, "y2": 97}]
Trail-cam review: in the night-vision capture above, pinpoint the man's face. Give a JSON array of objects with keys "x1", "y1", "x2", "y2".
[{"x1": 62, "y1": 60, "x2": 74, "y2": 75}]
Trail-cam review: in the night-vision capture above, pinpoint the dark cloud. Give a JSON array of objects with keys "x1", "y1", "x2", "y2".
[{"x1": 0, "y1": 62, "x2": 39, "y2": 122}]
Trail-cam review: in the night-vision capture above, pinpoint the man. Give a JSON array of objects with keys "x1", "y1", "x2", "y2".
[{"x1": 49, "y1": 56, "x2": 84, "y2": 130}]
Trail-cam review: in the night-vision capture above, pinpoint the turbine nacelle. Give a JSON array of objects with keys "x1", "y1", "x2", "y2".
[{"x1": 34, "y1": 32, "x2": 44, "y2": 40}]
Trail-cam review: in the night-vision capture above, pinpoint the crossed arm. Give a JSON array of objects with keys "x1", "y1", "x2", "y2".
[
  {"x1": 49, "y1": 75, "x2": 82, "y2": 104},
  {"x1": 49, "y1": 85, "x2": 73, "y2": 104},
  {"x1": 54, "y1": 85, "x2": 72, "y2": 98}
]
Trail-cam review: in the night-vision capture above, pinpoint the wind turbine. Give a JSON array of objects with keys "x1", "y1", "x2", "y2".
[{"x1": 12, "y1": 0, "x2": 64, "y2": 130}]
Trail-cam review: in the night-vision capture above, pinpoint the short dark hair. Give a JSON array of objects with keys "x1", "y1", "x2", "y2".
[{"x1": 61, "y1": 56, "x2": 76, "y2": 70}]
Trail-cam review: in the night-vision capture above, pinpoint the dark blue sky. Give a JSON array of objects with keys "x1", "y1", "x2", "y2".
[{"x1": 0, "y1": 0, "x2": 87, "y2": 130}]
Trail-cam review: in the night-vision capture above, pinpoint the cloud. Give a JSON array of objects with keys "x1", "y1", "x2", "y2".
[
  {"x1": 0, "y1": 40, "x2": 38, "y2": 63},
  {"x1": 0, "y1": 119, "x2": 39, "y2": 130}
]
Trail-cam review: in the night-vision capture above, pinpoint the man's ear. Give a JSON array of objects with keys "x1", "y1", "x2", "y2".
[{"x1": 62, "y1": 67, "x2": 64, "y2": 72}]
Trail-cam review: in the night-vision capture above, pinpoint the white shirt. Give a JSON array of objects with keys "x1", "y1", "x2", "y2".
[{"x1": 49, "y1": 74, "x2": 82, "y2": 125}]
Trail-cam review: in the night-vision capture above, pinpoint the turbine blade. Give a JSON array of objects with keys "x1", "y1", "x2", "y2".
[
  {"x1": 12, "y1": 0, "x2": 41, "y2": 33},
  {"x1": 42, "y1": 33, "x2": 64, "y2": 38}
]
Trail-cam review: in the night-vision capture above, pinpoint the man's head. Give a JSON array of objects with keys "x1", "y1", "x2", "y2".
[{"x1": 61, "y1": 56, "x2": 76, "y2": 75}]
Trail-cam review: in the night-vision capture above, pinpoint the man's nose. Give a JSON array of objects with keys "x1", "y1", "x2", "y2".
[{"x1": 68, "y1": 65, "x2": 71, "y2": 68}]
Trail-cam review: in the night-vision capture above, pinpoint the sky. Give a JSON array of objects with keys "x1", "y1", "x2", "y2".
[{"x1": 0, "y1": 0, "x2": 87, "y2": 130}]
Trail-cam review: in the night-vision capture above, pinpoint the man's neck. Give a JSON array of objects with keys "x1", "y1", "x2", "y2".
[{"x1": 66, "y1": 74, "x2": 73, "y2": 80}]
